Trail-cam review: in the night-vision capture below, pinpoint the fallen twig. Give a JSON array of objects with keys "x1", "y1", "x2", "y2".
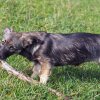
[
  {"x1": 0, "y1": 60, "x2": 68, "y2": 99},
  {"x1": 0, "y1": 60, "x2": 34, "y2": 83}
]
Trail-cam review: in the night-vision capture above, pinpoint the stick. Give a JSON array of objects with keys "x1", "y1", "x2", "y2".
[
  {"x1": 0, "y1": 60, "x2": 34, "y2": 83},
  {"x1": 0, "y1": 60, "x2": 67, "y2": 99}
]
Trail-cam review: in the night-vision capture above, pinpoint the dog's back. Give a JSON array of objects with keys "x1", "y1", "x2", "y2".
[{"x1": 42, "y1": 33, "x2": 100, "y2": 66}]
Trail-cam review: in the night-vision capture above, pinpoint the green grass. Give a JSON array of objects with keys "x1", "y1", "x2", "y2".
[{"x1": 0, "y1": 0, "x2": 100, "y2": 99}]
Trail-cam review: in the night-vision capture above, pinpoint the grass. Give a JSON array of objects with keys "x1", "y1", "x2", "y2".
[{"x1": 0, "y1": 0, "x2": 100, "y2": 99}]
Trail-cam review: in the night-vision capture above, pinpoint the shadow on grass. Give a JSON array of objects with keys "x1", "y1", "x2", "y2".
[
  {"x1": 50, "y1": 64, "x2": 100, "y2": 83},
  {"x1": 23, "y1": 63, "x2": 100, "y2": 84}
]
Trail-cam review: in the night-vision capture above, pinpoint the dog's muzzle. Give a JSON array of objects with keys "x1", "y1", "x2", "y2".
[
  {"x1": 0, "y1": 44, "x2": 5, "y2": 60},
  {"x1": 0, "y1": 43, "x2": 9, "y2": 60}
]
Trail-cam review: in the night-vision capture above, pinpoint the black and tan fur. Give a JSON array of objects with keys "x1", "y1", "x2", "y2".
[{"x1": 0, "y1": 28, "x2": 100, "y2": 84}]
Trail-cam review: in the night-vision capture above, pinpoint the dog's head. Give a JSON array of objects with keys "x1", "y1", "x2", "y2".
[{"x1": 0, "y1": 28, "x2": 46, "y2": 60}]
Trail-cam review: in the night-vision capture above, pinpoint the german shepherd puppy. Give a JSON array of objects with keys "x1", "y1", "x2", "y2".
[{"x1": 0, "y1": 28, "x2": 100, "y2": 84}]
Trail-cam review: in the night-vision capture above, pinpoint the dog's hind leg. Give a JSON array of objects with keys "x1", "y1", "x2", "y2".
[{"x1": 31, "y1": 63, "x2": 41, "y2": 79}]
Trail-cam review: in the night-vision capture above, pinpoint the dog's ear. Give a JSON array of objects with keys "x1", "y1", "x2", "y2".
[
  {"x1": 21, "y1": 38, "x2": 33, "y2": 48},
  {"x1": 20, "y1": 32, "x2": 47, "y2": 48},
  {"x1": 4, "y1": 28, "x2": 13, "y2": 34},
  {"x1": 3, "y1": 28, "x2": 13, "y2": 41},
  {"x1": 20, "y1": 34, "x2": 33, "y2": 48}
]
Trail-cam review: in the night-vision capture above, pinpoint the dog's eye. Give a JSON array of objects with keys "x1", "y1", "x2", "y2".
[
  {"x1": 1, "y1": 40, "x2": 6, "y2": 45},
  {"x1": 9, "y1": 46, "x2": 15, "y2": 51},
  {"x1": 9, "y1": 46, "x2": 13, "y2": 49}
]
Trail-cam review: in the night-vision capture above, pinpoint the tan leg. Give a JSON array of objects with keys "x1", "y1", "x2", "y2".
[
  {"x1": 31, "y1": 63, "x2": 41, "y2": 79},
  {"x1": 39, "y1": 61, "x2": 51, "y2": 84}
]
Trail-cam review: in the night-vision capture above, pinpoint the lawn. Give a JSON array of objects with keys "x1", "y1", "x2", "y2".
[{"x1": 0, "y1": 0, "x2": 100, "y2": 100}]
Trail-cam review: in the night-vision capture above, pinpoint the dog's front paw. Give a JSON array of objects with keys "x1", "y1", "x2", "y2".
[{"x1": 39, "y1": 75, "x2": 49, "y2": 84}]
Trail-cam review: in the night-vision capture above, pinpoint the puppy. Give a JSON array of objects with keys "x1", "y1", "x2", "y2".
[{"x1": 0, "y1": 28, "x2": 100, "y2": 84}]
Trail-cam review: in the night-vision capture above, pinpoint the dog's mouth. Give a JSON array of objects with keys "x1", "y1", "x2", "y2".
[
  {"x1": 0, "y1": 44, "x2": 12, "y2": 60},
  {"x1": 0, "y1": 43, "x2": 21, "y2": 64}
]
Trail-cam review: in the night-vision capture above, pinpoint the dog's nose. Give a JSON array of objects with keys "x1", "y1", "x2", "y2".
[
  {"x1": 0, "y1": 43, "x2": 4, "y2": 58},
  {"x1": 0, "y1": 43, "x2": 3, "y2": 49},
  {"x1": 0, "y1": 44, "x2": 2, "y2": 48},
  {"x1": 0, "y1": 44, "x2": 2, "y2": 49}
]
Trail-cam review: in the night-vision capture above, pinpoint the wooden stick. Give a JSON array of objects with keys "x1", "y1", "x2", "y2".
[
  {"x1": 0, "y1": 60, "x2": 66, "y2": 99},
  {"x1": 0, "y1": 60, "x2": 33, "y2": 83}
]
